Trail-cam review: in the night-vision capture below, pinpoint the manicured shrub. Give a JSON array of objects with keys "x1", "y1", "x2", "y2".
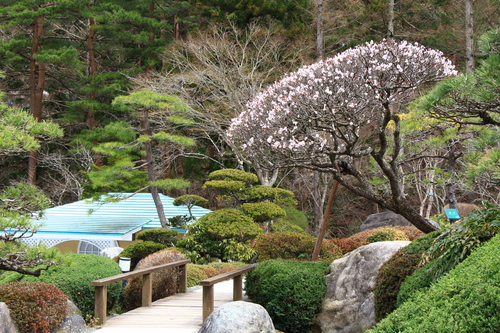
[
  {"x1": 122, "y1": 249, "x2": 187, "y2": 311},
  {"x1": 398, "y1": 205, "x2": 500, "y2": 306},
  {"x1": 349, "y1": 227, "x2": 409, "y2": 245},
  {"x1": 0, "y1": 282, "x2": 69, "y2": 333},
  {"x1": 329, "y1": 238, "x2": 362, "y2": 254},
  {"x1": 250, "y1": 232, "x2": 316, "y2": 261},
  {"x1": 245, "y1": 260, "x2": 329, "y2": 333},
  {"x1": 270, "y1": 220, "x2": 306, "y2": 234},
  {"x1": 0, "y1": 254, "x2": 121, "y2": 322},
  {"x1": 319, "y1": 239, "x2": 343, "y2": 262},
  {"x1": 176, "y1": 208, "x2": 262, "y2": 262},
  {"x1": 280, "y1": 206, "x2": 308, "y2": 230},
  {"x1": 136, "y1": 228, "x2": 179, "y2": 246},
  {"x1": 186, "y1": 264, "x2": 208, "y2": 288},
  {"x1": 368, "y1": 233, "x2": 500, "y2": 333},
  {"x1": 373, "y1": 230, "x2": 442, "y2": 321},
  {"x1": 119, "y1": 241, "x2": 167, "y2": 269}
]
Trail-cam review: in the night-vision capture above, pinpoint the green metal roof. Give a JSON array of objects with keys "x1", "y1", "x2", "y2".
[{"x1": 33, "y1": 193, "x2": 211, "y2": 240}]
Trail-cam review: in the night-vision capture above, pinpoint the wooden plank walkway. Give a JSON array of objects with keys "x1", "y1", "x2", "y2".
[{"x1": 96, "y1": 280, "x2": 245, "y2": 333}]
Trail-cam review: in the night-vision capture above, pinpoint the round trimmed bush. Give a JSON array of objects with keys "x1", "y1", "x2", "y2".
[
  {"x1": 250, "y1": 232, "x2": 316, "y2": 261},
  {"x1": 119, "y1": 241, "x2": 167, "y2": 269},
  {"x1": 122, "y1": 249, "x2": 187, "y2": 311},
  {"x1": 270, "y1": 220, "x2": 306, "y2": 234},
  {"x1": 245, "y1": 260, "x2": 329, "y2": 333},
  {"x1": 136, "y1": 228, "x2": 179, "y2": 246},
  {"x1": 0, "y1": 254, "x2": 123, "y2": 321},
  {"x1": 176, "y1": 208, "x2": 262, "y2": 262},
  {"x1": 0, "y1": 282, "x2": 69, "y2": 333}
]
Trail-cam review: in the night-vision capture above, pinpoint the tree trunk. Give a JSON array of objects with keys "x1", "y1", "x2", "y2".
[
  {"x1": 465, "y1": 0, "x2": 475, "y2": 74},
  {"x1": 316, "y1": 0, "x2": 324, "y2": 59},
  {"x1": 312, "y1": 170, "x2": 323, "y2": 236},
  {"x1": 27, "y1": 16, "x2": 45, "y2": 184},
  {"x1": 142, "y1": 108, "x2": 170, "y2": 229},
  {"x1": 387, "y1": 0, "x2": 394, "y2": 40}
]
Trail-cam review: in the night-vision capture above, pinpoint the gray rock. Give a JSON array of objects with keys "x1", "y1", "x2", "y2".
[
  {"x1": 0, "y1": 302, "x2": 19, "y2": 333},
  {"x1": 360, "y1": 211, "x2": 414, "y2": 231},
  {"x1": 52, "y1": 314, "x2": 95, "y2": 333},
  {"x1": 198, "y1": 301, "x2": 275, "y2": 333},
  {"x1": 317, "y1": 241, "x2": 411, "y2": 333}
]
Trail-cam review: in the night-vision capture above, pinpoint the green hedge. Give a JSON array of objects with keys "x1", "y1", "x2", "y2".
[
  {"x1": 245, "y1": 260, "x2": 329, "y2": 333},
  {"x1": 0, "y1": 254, "x2": 122, "y2": 321},
  {"x1": 119, "y1": 241, "x2": 167, "y2": 269},
  {"x1": 368, "y1": 233, "x2": 500, "y2": 333},
  {"x1": 373, "y1": 230, "x2": 442, "y2": 321},
  {"x1": 136, "y1": 228, "x2": 178, "y2": 246}
]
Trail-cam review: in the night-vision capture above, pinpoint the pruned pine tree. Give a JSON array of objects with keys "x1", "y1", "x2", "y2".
[{"x1": 82, "y1": 91, "x2": 195, "y2": 228}]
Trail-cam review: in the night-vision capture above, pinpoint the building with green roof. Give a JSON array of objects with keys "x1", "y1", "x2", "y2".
[{"x1": 21, "y1": 193, "x2": 211, "y2": 255}]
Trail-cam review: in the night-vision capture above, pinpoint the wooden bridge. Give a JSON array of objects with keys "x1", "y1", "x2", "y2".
[{"x1": 91, "y1": 261, "x2": 256, "y2": 332}]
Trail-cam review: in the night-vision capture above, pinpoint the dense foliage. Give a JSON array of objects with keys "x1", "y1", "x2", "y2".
[
  {"x1": 176, "y1": 208, "x2": 261, "y2": 262},
  {"x1": 119, "y1": 241, "x2": 168, "y2": 270},
  {"x1": 368, "y1": 233, "x2": 500, "y2": 333},
  {"x1": 186, "y1": 261, "x2": 248, "y2": 287},
  {"x1": 245, "y1": 260, "x2": 329, "y2": 333},
  {"x1": 0, "y1": 282, "x2": 68, "y2": 333},
  {"x1": 349, "y1": 227, "x2": 410, "y2": 245},
  {"x1": 250, "y1": 232, "x2": 342, "y2": 262},
  {"x1": 373, "y1": 230, "x2": 442, "y2": 321},
  {"x1": 136, "y1": 228, "x2": 179, "y2": 247},
  {"x1": 0, "y1": 254, "x2": 122, "y2": 321},
  {"x1": 397, "y1": 205, "x2": 500, "y2": 306}
]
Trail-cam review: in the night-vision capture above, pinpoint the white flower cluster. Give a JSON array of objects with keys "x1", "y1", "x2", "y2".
[{"x1": 226, "y1": 40, "x2": 457, "y2": 167}]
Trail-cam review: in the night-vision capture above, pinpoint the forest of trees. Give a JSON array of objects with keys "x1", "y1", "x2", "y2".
[{"x1": 0, "y1": 0, "x2": 499, "y2": 236}]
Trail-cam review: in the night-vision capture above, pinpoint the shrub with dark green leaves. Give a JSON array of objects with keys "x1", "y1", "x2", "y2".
[
  {"x1": 0, "y1": 282, "x2": 69, "y2": 333},
  {"x1": 397, "y1": 205, "x2": 500, "y2": 306},
  {"x1": 245, "y1": 260, "x2": 329, "y2": 333},
  {"x1": 176, "y1": 208, "x2": 262, "y2": 262},
  {"x1": 280, "y1": 206, "x2": 308, "y2": 230},
  {"x1": 368, "y1": 233, "x2": 500, "y2": 333},
  {"x1": 122, "y1": 249, "x2": 187, "y2": 311},
  {"x1": 119, "y1": 241, "x2": 167, "y2": 269},
  {"x1": 136, "y1": 228, "x2": 179, "y2": 246},
  {"x1": 373, "y1": 230, "x2": 442, "y2": 321},
  {"x1": 0, "y1": 254, "x2": 121, "y2": 322}
]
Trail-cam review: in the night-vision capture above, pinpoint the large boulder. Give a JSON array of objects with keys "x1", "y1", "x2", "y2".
[
  {"x1": 0, "y1": 302, "x2": 19, "y2": 333},
  {"x1": 360, "y1": 211, "x2": 414, "y2": 231},
  {"x1": 198, "y1": 301, "x2": 275, "y2": 333},
  {"x1": 316, "y1": 241, "x2": 410, "y2": 333}
]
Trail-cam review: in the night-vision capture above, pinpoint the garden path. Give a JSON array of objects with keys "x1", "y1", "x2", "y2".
[{"x1": 96, "y1": 279, "x2": 241, "y2": 333}]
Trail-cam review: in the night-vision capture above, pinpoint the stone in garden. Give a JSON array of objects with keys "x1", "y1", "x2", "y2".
[
  {"x1": 0, "y1": 302, "x2": 19, "y2": 333},
  {"x1": 198, "y1": 301, "x2": 275, "y2": 333},
  {"x1": 316, "y1": 241, "x2": 410, "y2": 333}
]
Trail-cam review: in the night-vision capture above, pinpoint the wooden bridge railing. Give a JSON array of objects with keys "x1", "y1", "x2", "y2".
[
  {"x1": 90, "y1": 259, "x2": 190, "y2": 325},
  {"x1": 199, "y1": 263, "x2": 257, "y2": 321}
]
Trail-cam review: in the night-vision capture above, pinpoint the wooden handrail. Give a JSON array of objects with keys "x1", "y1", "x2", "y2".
[
  {"x1": 90, "y1": 259, "x2": 190, "y2": 325},
  {"x1": 199, "y1": 263, "x2": 257, "y2": 321}
]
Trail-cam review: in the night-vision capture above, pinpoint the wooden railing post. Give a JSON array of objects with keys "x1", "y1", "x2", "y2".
[
  {"x1": 179, "y1": 264, "x2": 187, "y2": 293},
  {"x1": 233, "y1": 274, "x2": 243, "y2": 301},
  {"x1": 94, "y1": 285, "x2": 107, "y2": 325},
  {"x1": 202, "y1": 285, "x2": 214, "y2": 321},
  {"x1": 142, "y1": 272, "x2": 152, "y2": 307}
]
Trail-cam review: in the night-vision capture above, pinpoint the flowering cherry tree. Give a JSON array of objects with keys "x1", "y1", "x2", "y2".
[{"x1": 227, "y1": 40, "x2": 457, "y2": 233}]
